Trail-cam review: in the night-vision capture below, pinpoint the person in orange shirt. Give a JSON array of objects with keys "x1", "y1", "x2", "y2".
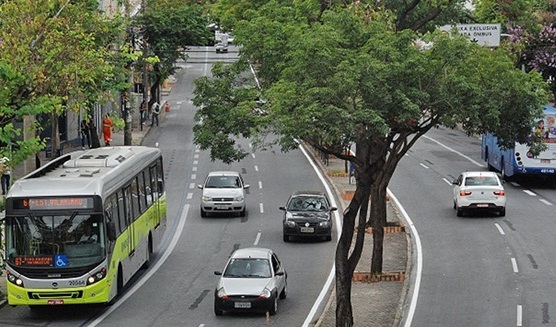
[{"x1": 102, "y1": 114, "x2": 113, "y2": 146}]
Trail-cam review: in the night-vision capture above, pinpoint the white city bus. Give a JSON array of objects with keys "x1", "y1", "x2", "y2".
[{"x1": 2, "y1": 146, "x2": 167, "y2": 307}]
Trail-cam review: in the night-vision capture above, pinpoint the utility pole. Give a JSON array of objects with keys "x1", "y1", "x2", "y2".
[
  {"x1": 123, "y1": 2, "x2": 133, "y2": 145},
  {"x1": 141, "y1": 0, "x2": 149, "y2": 125}
]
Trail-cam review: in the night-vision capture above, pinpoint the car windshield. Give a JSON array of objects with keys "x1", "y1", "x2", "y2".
[
  {"x1": 205, "y1": 175, "x2": 241, "y2": 188},
  {"x1": 223, "y1": 258, "x2": 271, "y2": 278},
  {"x1": 288, "y1": 196, "x2": 328, "y2": 211},
  {"x1": 464, "y1": 176, "x2": 499, "y2": 186}
]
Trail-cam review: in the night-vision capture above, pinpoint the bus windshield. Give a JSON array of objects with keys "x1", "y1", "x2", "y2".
[{"x1": 5, "y1": 213, "x2": 105, "y2": 268}]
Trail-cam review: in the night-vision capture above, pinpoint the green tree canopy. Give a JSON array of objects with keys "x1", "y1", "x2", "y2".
[{"x1": 194, "y1": 2, "x2": 548, "y2": 325}]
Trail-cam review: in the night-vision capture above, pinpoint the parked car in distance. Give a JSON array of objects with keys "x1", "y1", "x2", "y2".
[
  {"x1": 198, "y1": 171, "x2": 249, "y2": 217},
  {"x1": 214, "y1": 247, "x2": 287, "y2": 316},
  {"x1": 452, "y1": 171, "x2": 506, "y2": 217},
  {"x1": 280, "y1": 191, "x2": 337, "y2": 242}
]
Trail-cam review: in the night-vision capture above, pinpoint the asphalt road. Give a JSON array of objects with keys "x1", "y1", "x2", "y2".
[{"x1": 392, "y1": 127, "x2": 556, "y2": 327}]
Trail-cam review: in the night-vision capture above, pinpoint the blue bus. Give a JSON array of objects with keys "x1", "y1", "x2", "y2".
[{"x1": 481, "y1": 104, "x2": 556, "y2": 179}]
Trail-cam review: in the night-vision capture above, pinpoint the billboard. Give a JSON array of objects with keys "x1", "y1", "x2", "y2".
[{"x1": 439, "y1": 24, "x2": 501, "y2": 47}]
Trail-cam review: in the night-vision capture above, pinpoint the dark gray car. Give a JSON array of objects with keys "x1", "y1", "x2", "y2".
[{"x1": 280, "y1": 191, "x2": 337, "y2": 242}]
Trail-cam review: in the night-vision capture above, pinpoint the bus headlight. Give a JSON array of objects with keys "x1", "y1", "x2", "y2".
[
  {"x1": 7, "y1": 271, "x2": 24, "y2": 287},
  {"x1": 87, "y1": 267, "x2": 107, "y2": 285}
]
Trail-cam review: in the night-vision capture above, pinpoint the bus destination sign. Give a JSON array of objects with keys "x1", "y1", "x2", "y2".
[
  {"x1": 14, "y1": 197, "x2": 94, "y2": 210},
  {"x1": 14, "y1": 256, "x2": 54, "y2": 267}
]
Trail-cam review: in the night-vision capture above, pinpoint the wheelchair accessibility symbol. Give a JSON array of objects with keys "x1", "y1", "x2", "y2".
[{"x1": 54, "y1": 255, "x2": 68, "y2": 267}]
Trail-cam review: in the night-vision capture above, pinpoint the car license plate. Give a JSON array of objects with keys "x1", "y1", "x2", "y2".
[
  {"x1": 47, "y1": 299, "x2": 64, "y2": 305},
  {"x1": 300, "y1": 227, "x2": 314, "y2": 233},
  {"x1": 541, "y1": 159, "x2": 551, "y2": 163},
  {"x1": 476, "y1": 204, "x2": 488, "y2": 208},
  {"x1": 215, "y1": 205, "x2": 230, "y2": 210},
  {"x1": 234, "y1": 302, "x2": 251, "y2": 308}
]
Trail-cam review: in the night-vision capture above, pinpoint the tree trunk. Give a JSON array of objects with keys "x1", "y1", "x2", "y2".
[
  {"x1": 370, "y1": 182, "x2": 387, "y2": 273},
  {"x1": 335, "y1": 160, "x2": 373, "y2": 326},
  {"x1": 50, "y1": 112, "x2": 60, "y2": 159}
]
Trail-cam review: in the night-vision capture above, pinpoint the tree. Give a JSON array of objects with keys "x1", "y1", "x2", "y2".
[
  {"x1": 193, "y1": 2, "x2": 548, "y2": 326},
  {"x1": 0, "y1": 0, "x2": 127, "y2": 159},
  {"x1": 134, "y1": 0, "x2": 214, "y2": 109}
]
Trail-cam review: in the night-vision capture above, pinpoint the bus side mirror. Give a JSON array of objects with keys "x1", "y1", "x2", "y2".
[
  {"x1": 106, "y1": 222, "x2": 117, "y2": 241},
  {"x1": 158, "y1": 180, "x2": 164, "y2": 194}
]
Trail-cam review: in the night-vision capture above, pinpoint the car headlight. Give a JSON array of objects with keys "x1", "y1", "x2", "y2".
[
  {"x1": 7, "y1": 271, "x2": 23, "y2": 287},
  {"x1": 202, "y1": 195, "x2": 212, "y2": 201},
  {"x1": 259, "y1": 287, "x2": 272, "y2": 299},
  {"x1": 284, "y1": 220, "x2": 296, "y2": 228},
  {"x1": 216, "y1": 287, "x2": 228, "y2": 299},
  {"x1": 234, "y1": 195, "x2": 244, "y2": 201},
  {"x1": 319, "y1": 220, "x2": 331, "y2": 227}
]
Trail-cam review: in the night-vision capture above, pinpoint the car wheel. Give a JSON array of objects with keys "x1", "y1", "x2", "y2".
[
  {"x1": 453, "y1": 201, "x2": 456, "y2": 210},
  {"x1": 214, "y1": 303, "x2": 223, "y2": 316},
  {"x1": 268, "y1": 295, "x2": 278, "y2": 315},
  {"x1": 283, "y1": 234, "x2": 289, "y2": 242},
  {"x1": 239, "y1": 208, "x2": 246, "y2": 217},
  {"x1": 456, "y1": 207, "x2": 463, "y2": 217},
  {"x1": 499, "y1": 208, "x2": 506, "y2": 217},
  {"x1": 279, "y1": 282, "x2": 287, "y2": 299},
  {"x1": 200, "y1": 207, "x2": 207, "y2": 218},
  {"x1": 325, "y1": 235, "x2": 332, "y2": 242}
]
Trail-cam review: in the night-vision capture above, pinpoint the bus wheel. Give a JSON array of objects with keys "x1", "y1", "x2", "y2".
[
  {"x1": 500, "y1": 159, "x2": 508, "y2": 181},
  {"x1": 142, "y1": 239, "x2": 152, "y2": 269}
]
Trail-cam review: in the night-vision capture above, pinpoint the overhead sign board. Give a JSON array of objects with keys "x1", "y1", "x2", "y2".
[{"x1": 439, "y1": 23, "x2": 501, "y2": 47}]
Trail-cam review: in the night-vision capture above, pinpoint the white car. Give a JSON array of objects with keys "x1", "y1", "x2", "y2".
[
  {"x1": 452, "y1": 171, "x2": 506, "y2": 217},
  {"x1": 198, "y1": 171, "x2": 249, "y2": 217},
  {"x1": 214, "y1": 247, "x2": 287, "y2": 316}
]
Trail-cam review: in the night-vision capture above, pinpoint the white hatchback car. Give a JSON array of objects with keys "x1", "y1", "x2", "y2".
[
  {"x1": 452, "y1": 171, "x2": 506, "y2": 217},
  {"x1": 214, "y1": 247, "x2": 287, "y2": 316},
  {"x1": 198, "y1": 171, "x2": 249, "y2": 217}
]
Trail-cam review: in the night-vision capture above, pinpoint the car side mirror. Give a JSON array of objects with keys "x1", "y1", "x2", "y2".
[
  {"x1": 452, "y1": 180, "x2": 458, "y2": 185},
  {"x1": 330, "y1": 207, "x2": 338, "y2": 211},
  {"x1": 279, "y1": 206, "x2": 286, "y2": 211},
  {"x1": 198, "y1": 185, "x2": 203, "y2": 189},
  {"x1": 214, "y1": 271, "x2": 222, "y2": 276},
  {"x1": 244, "y1": 184, "x2": 250, "y2": 189},
  {"x1": 275, "y1": 271, "x2": 284, "y2": 276}
]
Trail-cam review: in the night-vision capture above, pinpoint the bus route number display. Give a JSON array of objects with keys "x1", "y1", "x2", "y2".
[{"x1": 14, "y1": 197, "x2": 94, "y2": 210}]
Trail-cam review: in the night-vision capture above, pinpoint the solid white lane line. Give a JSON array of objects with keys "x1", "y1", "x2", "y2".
[
  {"x1": 517, "y1": 305, "x2": 523, "y2": 326},
  {"x1": 442, "y1": 178, "x2": 452, "y2": 185},
  {"x1": 419, "y1": 163, "x2": 429, "y2": 169},
  {"x1": 511, "y1": 257, "x2": 519, "y2": 273},
  {"x1": 495, "y1": 223, "x2": 505, "y2": 235},
  {"x1": 259, "y1": 203, "x2": 264, "y2": 213},
  {"x1": 540, "y1": 199, "x2": 553, "y2": 206},
  {"x1": 87, "y1": 205, "x2": 190, "y2": 326},
  {"x1": 523, "y1": 190, "x2": 536, "y2": 196},
  {"x1": 424, "y1": 135, "x2": 483, "y2": 166}
]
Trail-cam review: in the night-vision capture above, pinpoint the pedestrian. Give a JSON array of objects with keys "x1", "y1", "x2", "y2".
[
  {"x1": 102, "y1": 113, "x2": 113, "y2": 146},
  {"x1": 151, "y1": 101, "x2": 161, "y2": 126},
  {"x1": 80, "y1": 118, "x2": 92, "y2": 149},
  {"x1": 1, "y1": 156, "x2": 11, "y2": 195},
  {"x1": 140, "y1": 100, "x2": 147, "y2": 125}
]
